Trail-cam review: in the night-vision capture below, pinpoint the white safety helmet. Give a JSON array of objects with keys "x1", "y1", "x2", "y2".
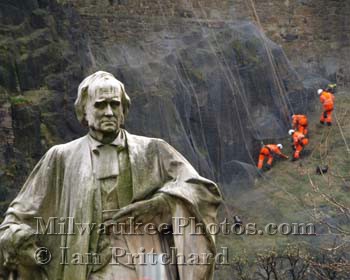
[
  {"x1": 288, "y1": 129, "x2": 295, "y2": 135},
  {"x1": 277, "y1": 144, "x2": 283, "y2": 149},
  {"x1": 317, "y1": 89, "x2": 323, "y2": 95}
]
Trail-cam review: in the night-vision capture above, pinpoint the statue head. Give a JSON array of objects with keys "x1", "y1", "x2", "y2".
[{"x1": 75, "y1": 71, "x2": 131, "y2": 136}]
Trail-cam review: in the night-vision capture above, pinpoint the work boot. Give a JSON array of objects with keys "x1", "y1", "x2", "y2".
[
  {"x1": 233, "y1": 215, "x2": 243, "y2": 226},
  {"x1": 320, "y1": 121, "x2": 324, "y2": 125},
  {"x1": 265, "y1": 164, "x2": 271, "y2": 170},
  {"x1": 233, "y1": 215, "x2": 244, "y2": 232},
  {"x1": 327, "y1": 122, "x2": 332, "y2": 126},
  {"x1": 291, "y1": 157, "x2": 298, "y2": 162}
]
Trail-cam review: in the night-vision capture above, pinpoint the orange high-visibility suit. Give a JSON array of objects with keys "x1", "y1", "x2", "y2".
[
  {"x1": 257, "y1": 144, "x2": 288, "y2": 169},
  {"x1": 291, "y1": 131, "x2": 309, "y2": 159},
  {"x1": 292, "y1": 114, "x2": 308, "y2": 135},
  {"x1": 320, "y1": 90, "x2": 335, "y2": 125}
]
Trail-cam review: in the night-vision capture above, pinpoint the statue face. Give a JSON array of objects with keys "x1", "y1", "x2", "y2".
[{"x1": 85, "y1": 81, "x2": 124, "y2": 135}]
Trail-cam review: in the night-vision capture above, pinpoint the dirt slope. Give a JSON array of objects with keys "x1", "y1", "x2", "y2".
[{"x1": 216, "y1": 89, "x2": 350, "y2": 278}]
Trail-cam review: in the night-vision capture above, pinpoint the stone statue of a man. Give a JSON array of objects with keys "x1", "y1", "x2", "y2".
[{"x1": 0, "y1": 71, "x2": 222, "y2": 280}]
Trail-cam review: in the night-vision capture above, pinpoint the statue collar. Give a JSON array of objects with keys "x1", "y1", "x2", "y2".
[{"x1": 88, "y1": 129, "x2": 126, "y2": 152}]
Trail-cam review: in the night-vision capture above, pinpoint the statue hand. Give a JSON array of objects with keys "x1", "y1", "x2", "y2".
[
  {"x1": 16, "y1": 239, "x2": 40, "y2": 267},
  {"x1": 112, "y1": 194, "x2": 170, "y2": 225},
  {"x1": 0, "y1": 224, "x2": 38, "y2": 269}
]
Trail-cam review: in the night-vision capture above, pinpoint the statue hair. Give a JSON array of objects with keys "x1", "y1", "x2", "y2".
[{"x1": 74, "y1": 71, "x2": 131, "y2": 125}]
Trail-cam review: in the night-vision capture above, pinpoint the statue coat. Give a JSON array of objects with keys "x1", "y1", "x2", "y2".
[{"x1": 0, "y1": 130, "x2": 222, "y2": 280}]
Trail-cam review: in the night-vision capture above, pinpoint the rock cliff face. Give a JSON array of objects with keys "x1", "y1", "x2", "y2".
[
  {"x1": 251, "y1": 0, "x2": 350, "y2": 85},
  {"x1": 0, "y1": 0, "x2": 91, "y2": 212},
  {"x1": 72, "y1": 0, "x2": 350, "y2": 84},
  {"x1": 0, "y1": 0, "x2": 336, "y2": 211}
]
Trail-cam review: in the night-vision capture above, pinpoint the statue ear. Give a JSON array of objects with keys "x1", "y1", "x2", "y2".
[
  {"x1": 81, "y1": 115, "x2": 89, "y2": 127},
  {"x1": 120, "y1": 83, "x2": 131, "y2": 118},
  {"x1": 75, "y1": 85, "x2": 89, "y2": 124},
  {"x1": 120, "y1": 115, "x2": 125, "y2": 127}
]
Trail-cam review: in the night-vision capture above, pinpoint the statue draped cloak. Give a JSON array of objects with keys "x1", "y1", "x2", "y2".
[{"x1": 0, "y1": 130, "x2": 222, "y2": 280}]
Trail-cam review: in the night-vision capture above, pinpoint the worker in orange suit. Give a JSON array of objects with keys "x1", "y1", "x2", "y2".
[
  {"x1": 318, "y1": 88, "x2": 335, "y2": 126},
  {"x1": 291, "y1": 114, "x2": 308, "y2": 135},
  {"x1": 289, "y1": 129, "x2": 309, "y2": 160},
  {"x1": 257, "y1": 144, "x2": 289, "y2": 170}
]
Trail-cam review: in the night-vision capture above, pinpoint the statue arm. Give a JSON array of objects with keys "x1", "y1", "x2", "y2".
[
  {"x1": 0, "y1": 146, "x2": 63, "y2": 270},
  {"x1": 154, "y1": 140, "x2": 222, "y2": 279},
  {"x1": 1, "y1": 146, "x2": 63, "y2": 228},
  {"x1": 156, "y1": 139, "x2": 222, "y2": 222},
  {"x1": 155, "y1": 140, "x2": 222, "y2": 244}
]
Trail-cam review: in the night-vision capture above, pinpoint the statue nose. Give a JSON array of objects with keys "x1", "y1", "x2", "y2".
[{"x1": 105, "y1": 104, "x2": 113, "y2": 116}]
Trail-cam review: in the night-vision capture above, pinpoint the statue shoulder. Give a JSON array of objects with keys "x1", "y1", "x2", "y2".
[
  {"x1": 125, "y1": 131, "x2": 169, "y2": 149},
  {"x1": 126, "y1": 132, "x2": 188, "y2": 164},
  {"x1": 44, "y1": 135, "x2": 88, "y2": 158}
]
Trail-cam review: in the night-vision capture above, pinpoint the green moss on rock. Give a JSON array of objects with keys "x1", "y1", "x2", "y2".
[{"x1": 10, "y1": 95, "x2": 31, "y2": 106}]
